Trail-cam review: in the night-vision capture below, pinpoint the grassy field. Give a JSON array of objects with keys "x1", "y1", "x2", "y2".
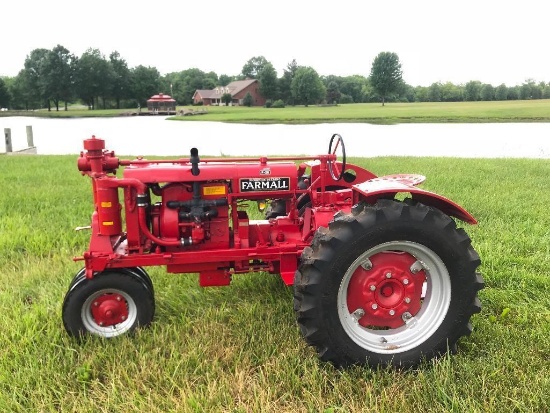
[
  {"x1": 0, "y1": 153, "x2": 549, "y2": 412},
  {"x1": 3, "y1": 99, "x2": 550, "y2": 124}
]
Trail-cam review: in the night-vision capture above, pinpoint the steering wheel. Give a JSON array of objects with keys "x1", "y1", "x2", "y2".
[{"x1": 328, "y1": 133, "x2": 346, "y2": 181}]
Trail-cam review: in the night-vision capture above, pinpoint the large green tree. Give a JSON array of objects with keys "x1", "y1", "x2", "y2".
[
  {"x1": 0, "y1": 78, "x2": 10, "y2": 108},
  {"x1": 109, "y1": 51, "x2": 131, "y2": 109},
  {"x1": 131, "y1": 65, "x2": 161, "y2": 106},
  {"x1": 279, "y1": 59, "x2": 298, "y2": 105},
  {"x1": 74, "y1": 48, "x2": 112, "y2": 109},
  {"x1": 43, "y1": 45, "x2": 75, "y2": 111},
  {"x1": 369, "y1": 51, "x2": 403, "y2": 106},
  {"x1": 291, "y1": 66, "x2": 325, "y2": 106},
  {"x1": 241, "y1": 56, "x2": 269, "y2": 79},
  {"x1": 24, "y1": 48, "x2": 50, "y2": 109},
  {"x1": 463, "y1": 81, "x2": 482, "y2": 101},
  {"x1": 258, "y1": 62, "x2": 278, "y2": 102}
]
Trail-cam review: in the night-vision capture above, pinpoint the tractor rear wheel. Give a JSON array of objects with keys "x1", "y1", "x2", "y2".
[
  {"x1": 294, "y1": 199, "x2": 483, "y2": 368},
  {"x1": 62, "y1": 270, "x2": 155, "y2": 338}
]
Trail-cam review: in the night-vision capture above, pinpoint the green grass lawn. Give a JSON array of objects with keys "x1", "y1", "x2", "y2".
[
  {"x1": 0, "y1": 154, "x2": 549, "y2": 412},
  {"x1": 3, "y1": 99, "x2": 550, "y2": 124}
]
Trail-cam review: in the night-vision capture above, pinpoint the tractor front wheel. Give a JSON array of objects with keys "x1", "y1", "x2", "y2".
[
  {"x1": 62, "y1": 270, "x2": 154, "y2": 338},
  {"x1": 294, "y1": 199, "x2": 483, "y2": 368}
]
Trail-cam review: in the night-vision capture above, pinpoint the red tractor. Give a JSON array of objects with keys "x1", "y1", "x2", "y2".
[{"x1": 62, "y1": 134, "x2": 483, "y2": 368}]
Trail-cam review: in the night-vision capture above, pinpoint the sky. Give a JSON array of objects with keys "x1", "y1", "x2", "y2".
[{"x1": 2, "y1": 0, "x2": 549, "y2": 87}]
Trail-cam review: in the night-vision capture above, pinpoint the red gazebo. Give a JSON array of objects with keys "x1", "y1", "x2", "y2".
[{"x1": 147, "y1": 93, "x2": 176, "y2": 114}]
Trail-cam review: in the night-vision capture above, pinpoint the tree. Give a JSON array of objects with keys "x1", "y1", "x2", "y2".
[
  {"x1": 428, "y1": 82, "x2": 442, "y2": 102},
  {"x1": 291, "y1": 66, "x2": 326, "y2": 106},
  {"x1": 480, "y1": 84, "x2": 495, "y2": 101},
  {"x1": 369, "y1": 52, "x2": 403, "y2": 106},
  {"x1": 279, "y1": 59, "x2": 298, "y2": 105},
  {"x1": 326, "y1": 81, "x2": 341, "y2": 104},
  {"x1": 340, "y1": 75, "x2": 368, "y2": 103},
  {"x1": 9, "y1": 70, "x2": 40, "y2": 110},
  {"x1": 130, "y1": 65, "x2": 161, "y2": 107},
  {"x1": 42, "y1": 45, "x2": 76, "y2": 111},
  {"x1": 241, "y1": 56, "x2": 269, "y2": 79},
  {"x1": 0, "y1": 78, "x2": 10, "y2": 108},
  {"x1": 440, "y1": 82, "x2": 462, "y2": 102},
  {"x1": 495, "y1": 84, "x2": 508, "y2": 101},
  {"x1": 218, "y1": 74, "x2": 234, "y2": 86},
  {"x1": 109, "y1": 51, "x2": 131, "y2": 109},
  {"x1": 258, "y1": 62, "x2": 278, "y2": 102},
  {"x1": 74, "y1": 48, "x2": 112, "y2": 109},
  {"x1": 243, "y1": 92, "x2": 253, "y2": 107},
  {"x1": 464, "y1": 81, "x2": 482, "y2": 101},
  {"x1": 221, "y1": 93, "x2": 232, "y2": 106},
  {"x1": 24, "y1": 48, "x2": 50, "y2": 109}
]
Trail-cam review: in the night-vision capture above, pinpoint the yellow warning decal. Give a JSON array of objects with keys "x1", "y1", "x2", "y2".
[
  {"x1": 203, "y1": 185, "x2": 226, "y2": 196},
  {"x1": 101, "y1": 202, "x2": 112, "y2": 208},
  {"x1": 103, "y1": 221, "x2": 114, "y2": 226}
]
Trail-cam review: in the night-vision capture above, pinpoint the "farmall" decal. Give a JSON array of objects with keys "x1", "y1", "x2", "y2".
[{"x1": 240, "y1": 177, "x2": 290, "y2": 192}]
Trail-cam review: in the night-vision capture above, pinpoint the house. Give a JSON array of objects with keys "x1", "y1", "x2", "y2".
[
  {"x1": 192, "y1": 79, "x2": 266, "y2": 106},
  {"x1": 147, "y1": 93, "x2": 177, "y2": 114}
]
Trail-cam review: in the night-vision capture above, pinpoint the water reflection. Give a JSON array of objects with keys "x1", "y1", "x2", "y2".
[{"x1": 1, "y1": 116, "x2": 549, "y2": 158}]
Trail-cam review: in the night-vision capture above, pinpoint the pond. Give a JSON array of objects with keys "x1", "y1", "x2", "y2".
[{"x1": 2, "y1": 116, "x2": 550, "y2": 158}]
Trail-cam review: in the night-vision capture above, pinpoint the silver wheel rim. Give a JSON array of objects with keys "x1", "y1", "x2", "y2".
[
  {"x1": 337, "y1": 241, "x2": 451, "y2": 354},
  {"x1": 81, "y1": 289, "x2": 137, "y2": 338}
]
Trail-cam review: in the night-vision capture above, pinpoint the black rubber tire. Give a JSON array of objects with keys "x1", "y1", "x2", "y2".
[
  {"x1": 67, "y1": 267, "x2": 154, "y2": 295},
  {"x1": 128, "y1": 266, "x2": 154, "y2": 294},
  {"x1": 294, "y1": 199, "x2": 483, "y2": 368},
  {"x1": 62, "y1": 270, "x2": 155, "y2": 338}
]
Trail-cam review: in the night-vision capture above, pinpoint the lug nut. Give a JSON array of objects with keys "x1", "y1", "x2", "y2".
[
  {"x1": 93, "y1": 302, "x2": 99, "y2": 307},
  {"x1": 370, "y1": 285, "x2": 376, "y2": 291},
  {"x1": 403, "y1": 279, "x2": 409, "y2": 285},
  {"x1": 385, "y1": 272, "x2": 392, "y2": 279},
  {"x1": 371, "y1": 303, "x2": 378, "y2": 310},
  {"x1": 361, "y1": 259, "x2": 373, "y2": 270},
  {"x1": 404, "y1": 297, "x2": 411, "y2": 303},
  {"x1": 116, "y1": 296, "x2": 122, "y2": 301},
  {"x1": 121, "y1": 315, "x2": 126, "y2": 321},
  {"x1": 389, "y1": 310, "x2": 395, "y2": 316}
]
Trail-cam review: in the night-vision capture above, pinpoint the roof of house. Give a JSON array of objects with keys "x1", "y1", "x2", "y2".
[{"x1": 193, "y1": 79, "x2": 258, "y2": 100}]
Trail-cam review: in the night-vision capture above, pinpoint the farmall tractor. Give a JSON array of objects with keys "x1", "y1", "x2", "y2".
[{"x1": 62, "y1": 134, "x2": 483, "y2": 368}]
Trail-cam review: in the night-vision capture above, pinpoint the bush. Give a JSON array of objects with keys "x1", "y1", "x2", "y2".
[
  {"x1": 264, "y1": 100, "x2": 272, "y2": 108},
  {"x1": 271, "y1": 99, "x2": 285, "y2": 108},
  {"x1": 243, "y1": 92, "x2": 253, "y2": 107}
]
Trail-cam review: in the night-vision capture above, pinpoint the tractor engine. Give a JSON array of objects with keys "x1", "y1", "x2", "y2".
[{"x1": 151, "y1": 181, "x2": 231, "y2": 249}]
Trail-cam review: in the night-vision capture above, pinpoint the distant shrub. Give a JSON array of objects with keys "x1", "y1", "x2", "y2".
[
  {"x1": 264, "y1": 100, "x2": 272, "y2": 108},
  {"x1": 271, "y1": 99, "x2": 286, "y2": 108}
]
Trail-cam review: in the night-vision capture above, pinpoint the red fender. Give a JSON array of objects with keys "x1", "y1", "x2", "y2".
[{"x1": 353, "y1": 174, "x2": 477, "y2": 225}]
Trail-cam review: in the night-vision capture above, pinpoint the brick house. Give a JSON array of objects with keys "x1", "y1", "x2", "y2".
[{"x1": 192, "y1": 79, "x2": 266, "y2": 106}]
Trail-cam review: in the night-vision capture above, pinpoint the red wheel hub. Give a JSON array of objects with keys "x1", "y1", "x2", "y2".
[
  {"x1": 347, "y1": 251, "x2": 426, "y2": 328},
  {"x1": 90, "y1": 293, "x2": 129, "y2": 327}
]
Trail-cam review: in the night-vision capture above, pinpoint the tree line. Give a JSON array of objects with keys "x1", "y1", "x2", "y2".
[{"x1": 1, "y1": 46, "x2": 549, "y2": 111}]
